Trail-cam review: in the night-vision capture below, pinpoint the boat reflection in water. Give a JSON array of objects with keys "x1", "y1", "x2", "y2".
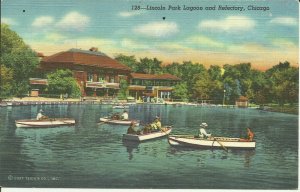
[
  {"x1": 15, "y1": 126, "x2": 75, "y2": 142},
  {"x1": 122, "y1": 140, "x2": 140, "y2": 160}
]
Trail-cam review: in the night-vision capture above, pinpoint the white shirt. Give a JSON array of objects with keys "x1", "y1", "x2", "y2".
[
  {"x1": 36, "y1": 112, "x2": 43, "y2": 120},
  {"x1": 199, "y1": 128, "x2": 211, "y2": 138},
  {"x1": 121, "y1": 112, "x2": 128, "y2": 120}
]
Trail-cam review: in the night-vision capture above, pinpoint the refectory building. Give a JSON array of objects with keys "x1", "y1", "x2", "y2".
[
  {"x1": 129, "y1": 73, "x2": 180, "y2": 101},
  {"x1": 35, "y1": 48, "x2": 131, "y2": 97},
  {"x1": 32, "y1": 48, "x2": 180, "y2": 99}
]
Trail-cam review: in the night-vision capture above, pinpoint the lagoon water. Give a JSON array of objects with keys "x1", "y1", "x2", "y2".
[{"x1": 0, "y1": 104, "x2": 298, "y2": 189}]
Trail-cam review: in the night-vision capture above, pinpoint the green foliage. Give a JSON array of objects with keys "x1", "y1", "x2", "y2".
[
  {"x1": 1, "y1": 23, "x2": 39, "y2": 97},
  {"x1": 117, "y1": 79, "x2": 129, "y2": 99},
  {"x1": 172, "y1": 83, "x2": 188, "y2": 100},
  {"x1": 115, "y1": 54, "x2": 298, "y2": 106},
  {"x1": 115, "y1": 54, "x2": 138, "y2": 72},
  {"x1": 136, "y1": 57, "x2": 162, "y2": 74},
  {"x1": 0, "y1": 66, "x2": 14, "y2": 100},
  {"x1": 266, "y1": 62, "x2": 298, "y2": 105},
  {"x1": 47, "y1": 69, "x2": 81, "y2": 98}
]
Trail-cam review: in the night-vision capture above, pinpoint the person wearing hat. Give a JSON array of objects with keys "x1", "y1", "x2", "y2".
[
  {"x1": 198, "y1": 122, "x2": 211, "y2": 139},
  {"x1": 36, "y1": 109, "x2": 46, "y2": 120},
  {"x1": 121, "y1": 110, "x2": 129, "y2": 120},
  {"x1": 150, "y1": 116, "x2": 162, "y2": 132}
]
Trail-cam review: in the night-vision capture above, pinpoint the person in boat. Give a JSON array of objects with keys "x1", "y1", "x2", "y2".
[
  {"x1": 240, "y1": 128, "x2": 254, "y2": 141},
  {"x1": 36, "y1": 109, "x2": 48, "y2": 120},
  {"x1": 197, "y1": 122, "x2": 211, "y2": 139},
  {"x1": 121, "y1": 110, "x2": 129, "y2": 120},
  {"x1": 111, "y1": 113, "x2": 121, "y2": 120},
  {"x1": 150, "y1": 116, "x2": 162, "y2": 132},
  {"x1": 127, "y1": 121, "x2": 138, "y2": 134}
]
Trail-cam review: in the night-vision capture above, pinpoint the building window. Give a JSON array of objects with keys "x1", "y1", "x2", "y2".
[
  {"x1": 98, "y1": 73, "x2": 105, "y2": 82},
  {"x1": 87, "y1": 72, "x2": 93, "y2": 82},
  {"x1": 109, "y1": 76, "x2": 115, "y2": 83}
]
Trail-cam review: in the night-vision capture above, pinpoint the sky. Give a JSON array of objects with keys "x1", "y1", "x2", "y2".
[{"x1": 1, "y1": 0, "x2": 299, "y2": 70}]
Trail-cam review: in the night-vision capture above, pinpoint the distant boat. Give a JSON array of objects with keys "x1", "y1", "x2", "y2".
[
  {"x1": 99, "y1": 117, "x2": 139, "y2": 126},
  {"x1": 168, "y1": 135, "x2": 256, "y2": 149},
  {"x1": 112, "y1": 105, "x2": 129, "y2": 109},
  {"x1": 123, "y1": 126, "x2": 172, "y2": 142},
  {"x1": 15, "y1": 118, "x2": 76, "y2": 128}
]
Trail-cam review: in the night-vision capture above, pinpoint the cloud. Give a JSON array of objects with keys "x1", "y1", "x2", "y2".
[
  {"x1": 157, "y1": 42, "x2": 191, "y2": 51},
  {"x1": 1, "y1": 17, "x2": 17, "y2": 25},
  {"x1": 199, "y1": 16, "x2": 256, "y2": 32},
  {"x1": 121, "y1": 38, "x2": 149, "y2": 50},
  {"x1": 28, "y1": 37, "x2": 117, "y2": 56},
  {"x1": 119, "y1": 11, "x2": 142, "y2": 17},
  {"x1": 45, "y1": 33, "x2": 67, "y2": 42},
  {"x1": 271, "y1": 38, "x2": 297, "y2": 48},
  {"x1": 270, "y1": 17, "x2": 298, "y2": 26},
  {"x1": 56, "y1": 11, "x2": 90, "y2": 31},
  {"x1": 186, "y1": 35, "x2": 224, "y2": 48},
  {"x1": 133, "y1": 21, "x2": 178, "y2": 38},
  {"x1": 32, "y1": 16, "x2": 54, "y2": 27}
]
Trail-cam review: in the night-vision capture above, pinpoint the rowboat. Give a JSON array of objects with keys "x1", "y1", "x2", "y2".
[
  {"x1": 168, "y1": 135, "x2": 255, "y2": 149},
  {"x1": 123, "y1": 126, "x2": 172, "y2": 142},
  {"x1": 99, "y1": 117, "x2": 140, "y2": 126},
  {"x1": 112, "y1": 105, "x2": 129, "y2": 109},
  {"x1": 15, "y1": 118, "x2": 76, "y2": 128}
]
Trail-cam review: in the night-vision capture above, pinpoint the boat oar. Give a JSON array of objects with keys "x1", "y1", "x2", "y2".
[{"x1": 213, "y1": 137, "x2": 228, "y2": 152}]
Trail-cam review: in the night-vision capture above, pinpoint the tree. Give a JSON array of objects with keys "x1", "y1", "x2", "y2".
[
  {"x1": 47, "y1": 69, "x2": 81, "y2": 98},
  {"x1": 136, "y1": 57, "x2": 162, "y2": 74},
  {"x1": 266, "y1": 63, "x2": 298, "y2": 105},
  {"x1": 0, "y1": 66, "x2": 14, "y2": 100},
  {"x1": 1, "y1": 23, "x2": 39, "y2": 97},
  {"x1": 172, "y1": 82, "x2": 188, "y2": 101},
  {"x1": 208, "y1": 65, "x2": 222, "y2": 81},
  {"x1": 117, "y1": 79, "x2": 129, "y2": 99},
  {"x1": 115, "y1": 54, "x2": 138, "y2": 72}
]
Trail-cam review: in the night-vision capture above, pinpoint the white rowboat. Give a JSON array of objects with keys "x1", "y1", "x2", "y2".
[
  {"x1": 15, "y1": 118, "x2": 76, "y2": 128},
  {"x1": 99, "y1": 117, "x2": 140, "y2": 126},
  {"x1": 168, "y1": 135, "x2": 255, "y2": 149},
  {"x1": 112, "y1": 105, "x2": 129, "y2": 109},
  {"x1": 123, "y1": 127, "x2": 172, "y2": 142}
]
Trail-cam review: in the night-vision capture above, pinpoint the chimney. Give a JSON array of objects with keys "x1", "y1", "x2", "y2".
[{"x1": 89, "y1": 47, "x2": 98, "y2": 52}]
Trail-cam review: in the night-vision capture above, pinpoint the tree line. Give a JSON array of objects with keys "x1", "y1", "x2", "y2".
[
  {"x1": 115, "y1": 54, "x2": 298, "y2": 105},
  {"x1": 1, "y1": 24, "x2": 298, "y2": 106}
]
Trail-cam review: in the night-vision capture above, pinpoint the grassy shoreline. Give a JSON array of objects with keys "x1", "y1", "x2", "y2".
[{"x1": 261, "y1": 105, "x2": 298, "y2": 115}]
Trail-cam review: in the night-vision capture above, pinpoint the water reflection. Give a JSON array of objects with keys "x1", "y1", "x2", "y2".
[
  {"x1": 0, "y1": 104, "x2": 298, "y2": 189},
  {"x1": 122, "y1": 140, "x2": 140, "y2": 160},
  {"x1": 15, "y1": 126, "x2": 75, "y2": 141},
  {"x1": 232, "y1": 150, "x2": 256, "y2": 168}
]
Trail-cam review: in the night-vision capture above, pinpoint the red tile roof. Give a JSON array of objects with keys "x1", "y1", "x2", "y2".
[
  {"x1": 41, "y1": 49, "x2": 131, "y2": 71},
  {"x1": 130, "y1": 73, "x2": 180, "y2": 81},
  {"x1": 236, "y1": 96, "x2": 248, "y2": 101}
]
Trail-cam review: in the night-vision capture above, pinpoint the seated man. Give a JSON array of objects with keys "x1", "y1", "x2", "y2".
[
  {"x1": 127, "y1": 121, "x2": 138, "y2": 134},
  {"x1": 36, "y1": 109, "x2": 47, "y2": 120},
  {"x1": 198, "y1": 122, "x2": 211, "y2": 139},
  {"x1": 121, "y1": 110, "x2": 129, "y2": 120}
]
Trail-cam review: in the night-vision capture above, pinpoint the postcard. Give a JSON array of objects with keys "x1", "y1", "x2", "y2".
[{"x1": 0, "y1": 0, "x2": 298, "y2": 190}]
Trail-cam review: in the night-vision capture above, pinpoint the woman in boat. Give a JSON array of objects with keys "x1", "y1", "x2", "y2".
[
  {"x1": 197, "y1": 122, "x2": 211, "y2": 139},
  {"x1": 150, "y1": 116, "x2": 162, "y2": 132},
  {"x1": 121, "y1": 110, "x2": 129, "y2": 120},
  {"x1": 240, "y1": 128, "x2": 254, "y2": 141}
]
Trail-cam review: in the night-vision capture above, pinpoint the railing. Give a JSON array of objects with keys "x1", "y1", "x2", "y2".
[{"x1": 86, "y1": 81, "x2": 119, "y2": 89}]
